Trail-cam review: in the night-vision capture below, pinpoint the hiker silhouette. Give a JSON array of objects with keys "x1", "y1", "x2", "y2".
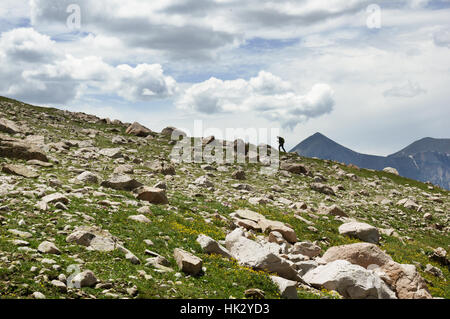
[{"x1": 277, "y1": 136, "x2": 286, "y2": 153}]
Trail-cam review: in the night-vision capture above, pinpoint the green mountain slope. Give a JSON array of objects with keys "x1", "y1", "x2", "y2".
[{"x1": 0, "y1": 96, "x2": 449, "y2": 300}]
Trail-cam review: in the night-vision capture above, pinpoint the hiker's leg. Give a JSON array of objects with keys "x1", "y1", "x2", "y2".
[{"x1": 282, "y1": 145, "x2": 286, "y2": 153}]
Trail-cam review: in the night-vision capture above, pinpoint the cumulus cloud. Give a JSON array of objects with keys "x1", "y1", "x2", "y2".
[
  {"x1": 0, "y1": 27, "x2": 57, "y2": 63},
  {"x1": 0, "y1": 28, "x2": 177, "y2": 104},
  {"x1": 176, "y1": 71, "x2": 335, "y2": 129},
  {"x1": 383, "y1": 81, "x2": 426, "y2": 98}
]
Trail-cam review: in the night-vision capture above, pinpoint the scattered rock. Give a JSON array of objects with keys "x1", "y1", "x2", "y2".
[
  {"x1": 134, "y1": 186, "x2": 169, "y2": 204},
  {"x1": 244, "y1": 288, "x2": 265, "y2": 299},
  {"x1": 270, "y1": 276, "x2": 298, "y2": 299},
  {"x1": 37, "y1": 241, "x2": 61, "y2": 255},
  {"x1": 0, "y1": 134, "x2": 49, "y2": 162},
  {"x1": 280, "y1": 163, "x2": 308, "y2": 175},
  {"x1": 310, "y1": 183, "x2": 336, "y2": 196},
  {"x1": 383, "y1": 167, "x2": 399, "y2": 175},
  {"x1": 75, "y1": 171, "x2": 99, "y2": 184},
  {"x1": 32, "y1": 292, "x2": 46, "y2": 299},
  {"x1": 2, "y1": 164, "x2": 38, "y2": 178},
  {"x1": 292, "y1": 242, "x2": 322, "y2": 258},
  {"x1": 0, "y1": 118, "x2": 22, "y2": 134},
  {"x1": 318, "y1": 205, "x2": 347, "y2": 217},
  {"x1": 101, "y1": 174, "x2": 143, "y2": 191},
  {"x1": 128, "y1": 214, "x2": 151, "y2": 223},
  {"x1": 126, "y1": 122, "x2": 153, "y2": 137},
  {"x1": 338, "y1": 222, "x2": 380, "y2": 244},
  {"x1": 196, "y1": 234, "x2": 232, "y2": 258},
  {"x1": 174, "y1": 248, "x2": 203, "y2": 276},
  {"x1": 70, "y1": 270, "x2": 98, "y2": 288}
]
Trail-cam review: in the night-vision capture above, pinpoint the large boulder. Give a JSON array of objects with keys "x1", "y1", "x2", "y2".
[
  {"x1": 338, "y1": 222, "x2": 380, "y2": 244},
  {"x1": 322, "y1": 243, "x2": 432, "y2": 299},
  {"x1": 225, "y1": 229, "x2": 300, "y2": 281},
  {"x1": 0, "y1": 118, "x2": 22, "y2": 134},
  {"x1": 2, "y1": 164, "x2": 38, "y2": 178},
  {"x1": 379, "y1": 262, "x2": 432, "y2": 299},
  {"x1": 0, "y1": 134, "x2": 49, "y2": 162},
  {"x1": 322, "y1": 243, "x2": 393, "y2": 268},
  {"x1": 303, "y1": 260, "x2": 397, "y2": 299},
  {"x1": 125, "y1": 122, "x2": 153, "y2": 137}
]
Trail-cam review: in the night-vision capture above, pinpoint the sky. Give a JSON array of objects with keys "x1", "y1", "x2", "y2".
[{"x1": 0, "y1": 0, "x2": 449, "y2": 155}]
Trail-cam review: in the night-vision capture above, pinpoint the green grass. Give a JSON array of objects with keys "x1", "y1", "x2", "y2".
[{"x1": 0, "y1": 96, "x2": 448, "y2": 299}]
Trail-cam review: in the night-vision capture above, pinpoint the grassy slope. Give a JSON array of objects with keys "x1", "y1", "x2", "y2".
[{"x1": 0, "y1": 96, "x2": 448, "y2": 299}]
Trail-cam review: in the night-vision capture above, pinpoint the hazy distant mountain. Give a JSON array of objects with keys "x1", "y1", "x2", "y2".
[
  {"x1": 389, "y1": 137, "x2": 450, "y2": 158},
  {"x1": 290, "y1": 133, "x2": 450, "y2": 190}
]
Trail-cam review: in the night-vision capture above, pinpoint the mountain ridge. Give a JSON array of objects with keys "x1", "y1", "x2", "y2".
[{"x1": 291, "y1": 133, "x2": 450, "y2": 190}]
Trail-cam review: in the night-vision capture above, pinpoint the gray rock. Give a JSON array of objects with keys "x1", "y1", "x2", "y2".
[
  {"x1": 174, "y1": 248, "x2": 203, "y2": 276},
  {"x1": 338, "y1": 222, "x2": 380, "y2": 244},
  {"x1": 271, "y1": 276, "x2": 298, "y2": 299},
  {"x1": 101, "y1": 174, "x2": 143, "y2": 191},
  {"x1": 225, "y1": 228, "x2": 300, "y2": 281},
  {"x1": 303, "y1": 260, "x2": 397, "y2": 299},
  {"x1": 196, "y1": 234, "x2": 232, "y2": 258},
  {"x1": 70, "y1": 270, "x2": 98, "y2": 288},
  {"x1": 134, "y1": 186, "x2": 169, "y2": 204},
  {"x1": 37, "y1": 241, "x2": 61, "y2": 255}
]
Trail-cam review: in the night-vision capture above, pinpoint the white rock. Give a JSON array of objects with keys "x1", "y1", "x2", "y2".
[
  {"x1": 128, "y1": 214, "x2": 151, "y2": 223},
  {"x1": 32, "y1": 291, "x2": 46, "y2": 299},
  {"x1": 338, "y1": 222, "x2": 380, "y2": 244},
  {"x1": 271, "y1": 276, "x2": 298, "y2": 299},
  {"x1": 37, "y1": 241, "x2": 61, "y2": 255},
  {"x1": 303, "y1": 260, "x2": 397, "y2": 299},
  {"x1": 225, "y1": 228, "x2": 299, "y2": 281},
  {"x1": 70, "y1": 270, "x2": 98, "y2": 288},
  {"x1": 196, "y1": 234, "x2": 232, "y2": 258}
]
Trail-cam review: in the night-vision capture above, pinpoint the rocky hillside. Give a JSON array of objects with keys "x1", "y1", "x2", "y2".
[
  {"x1": 291, "y1": 133, "x2": 450, "y2": 190},
  {"x1": 0, "y1": 96, "x2": 448, "y2": 300}
]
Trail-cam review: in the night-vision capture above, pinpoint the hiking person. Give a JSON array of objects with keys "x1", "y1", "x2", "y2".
[{"x1": 277, "y1": 136, "x2": 286, "y2": 153}]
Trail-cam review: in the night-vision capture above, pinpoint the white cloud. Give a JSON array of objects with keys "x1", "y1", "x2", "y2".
[
  {"x1": 176, "y1": 71, "x2": 335, "y2": 129},
  {"x1": 0, "y1": 27, "x2": 57, "y2": 63},
  {"x1": 0, "y1": 28, "x2": 178, "y2": 104}
]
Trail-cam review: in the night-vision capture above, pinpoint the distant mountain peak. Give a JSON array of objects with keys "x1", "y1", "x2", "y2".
[{"x1": 290, "y1": 133, "x2": 450, "y2": 190}]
